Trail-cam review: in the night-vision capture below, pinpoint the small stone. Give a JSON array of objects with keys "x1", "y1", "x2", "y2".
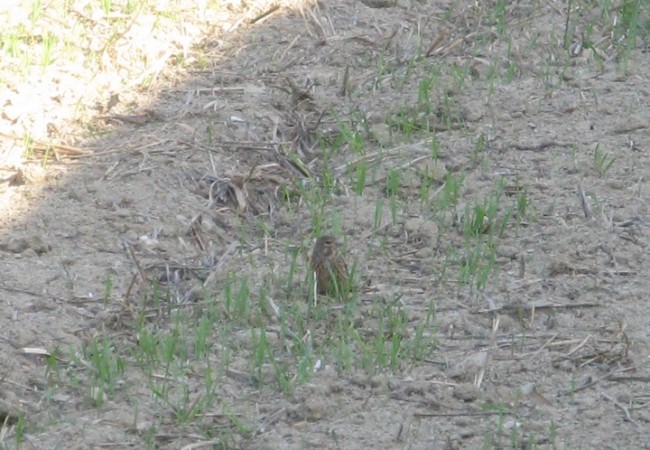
[
  {"x1": 453, "y1": 383, "x2": 481, "y2": 402},
  {"x1": 360, "y1": 0, "x2": 397, "y2": 8}
]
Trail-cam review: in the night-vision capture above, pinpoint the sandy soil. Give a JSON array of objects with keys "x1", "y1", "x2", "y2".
[{"x1": 1, "y1": 1, "x2": 650, "y2": 449}]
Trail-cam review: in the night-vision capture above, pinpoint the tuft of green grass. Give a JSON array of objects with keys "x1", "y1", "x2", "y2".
[
  {"x1": 455, "y1": 180, "x2": 519, "y2": 290},
  {"x1": 473, "y1": 134, "x2": 488, "y2": 165},
  {"x1": 17, "y1": 413, "x2": 26, "y2": 447},
  {"x1": 615, "y1": 0, "x2": 642, "y2": 70},
  {"x1": 80, "y1": 336, "x2": 125, "y2": 407},
  {"x1": 436, "y1": 172, "x2": 464, "y2": 213},
  {"x1": 373, "y1": 197, "x2": 384, "y2": 229},
  {"x1": 592, "y1": 143, "x2": 616, "y2": 177},
  {"x1": 417, "y1": 75, "x2": 434, "y2": 114},
  {"x1": 495, "y1": 0, "x2": 507, "y2": 35}
]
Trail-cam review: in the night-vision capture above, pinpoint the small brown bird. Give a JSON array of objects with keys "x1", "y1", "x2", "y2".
[{"x1": 310, "y1": 235, "x2": 348, "y2": 295}]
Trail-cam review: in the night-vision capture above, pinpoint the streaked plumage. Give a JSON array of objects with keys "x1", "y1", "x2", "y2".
[{"x1": 310, "y1": 235, "x2": 348, "y2": 295}]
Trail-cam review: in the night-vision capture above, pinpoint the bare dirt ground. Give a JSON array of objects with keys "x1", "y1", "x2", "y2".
[{"x1": 1, "y1": 0, "x2": 650, "y2": 448}]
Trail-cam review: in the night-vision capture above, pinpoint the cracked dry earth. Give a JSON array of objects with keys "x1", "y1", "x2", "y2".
[{"x1": 1, "y1": 0, "x2": 650, "y2": 449}]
